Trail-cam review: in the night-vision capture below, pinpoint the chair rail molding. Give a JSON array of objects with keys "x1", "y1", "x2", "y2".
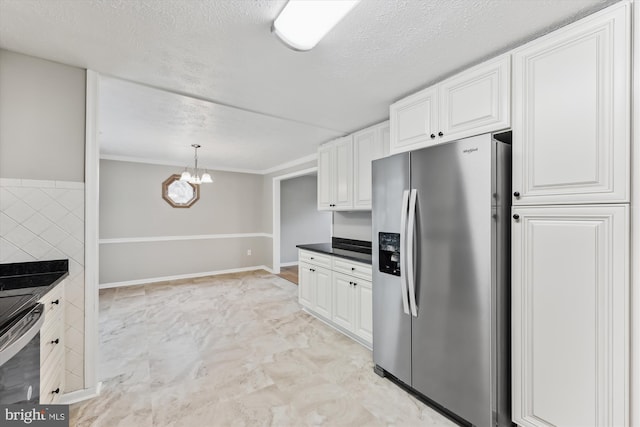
[{"x1": 99, "y1": 232, "x2": 272, "y2": 244}]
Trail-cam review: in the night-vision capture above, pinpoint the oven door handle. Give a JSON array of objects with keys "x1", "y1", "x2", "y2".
[{"x1": 0, "y1": 304, "x2": 45, "y2": 367}]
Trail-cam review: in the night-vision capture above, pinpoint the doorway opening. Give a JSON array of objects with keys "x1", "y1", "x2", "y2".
[{"x1": 272, "y1": 168, "x2": 331, "y2": 279}]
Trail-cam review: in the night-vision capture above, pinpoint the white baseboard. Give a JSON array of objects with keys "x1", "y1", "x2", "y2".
[
  {"x1": 58, "y1": 382, "x2": 102, "y2": 405},
  {"x1": 99, "y1": 265, "x2": 275, "y2": 289},
  {"x1": 279, "y1": 261, "x2": 299, "y2": 267}
]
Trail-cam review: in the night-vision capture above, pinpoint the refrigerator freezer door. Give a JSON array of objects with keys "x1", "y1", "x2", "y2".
[
  {"x1": 372, "y1": 152, "x2": 412, "y2": 386},
  {"x1": 410, "y1": 134, "x2": 496, "y2": 426}
]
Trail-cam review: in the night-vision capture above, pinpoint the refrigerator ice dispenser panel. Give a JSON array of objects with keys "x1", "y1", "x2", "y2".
[{"x1": 378, "y1": 232, "x2": 401, "y2": 276}]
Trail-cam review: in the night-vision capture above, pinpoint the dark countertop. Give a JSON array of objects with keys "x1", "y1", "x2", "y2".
[
  {"x1": 0, "y1": 271, "x2": 68, "y2": 294},
  {"x1": 0, "y1": 259, "x2": 69, "y2": 293},
  {"x1": 297, "y1": 243, "x2": 373, "y2": 265},
  {"x1": 0, "y1": 260, "x2": 69, "y2": 330}
]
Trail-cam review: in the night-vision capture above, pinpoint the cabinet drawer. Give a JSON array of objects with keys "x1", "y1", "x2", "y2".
[
  {"x1": 299, "y1": 250, "x2": 332, "y2": 269},
  {"x1": 40, "y1": 350, "x2": 64, "y2": 404},
  {"x1": 39, "y1": 284, "x2": 64, "y2": 320},
  {"x1": 332, "y1": 257, "x2": 372, "y2": 281},
  {"x1": 40, "y1": 310, "x2": 64, "y2": 366}
]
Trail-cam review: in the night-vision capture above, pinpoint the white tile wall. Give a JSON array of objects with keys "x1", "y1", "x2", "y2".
[{"x1": 0, "y1": 178, "x2": 85, "y2": 392}]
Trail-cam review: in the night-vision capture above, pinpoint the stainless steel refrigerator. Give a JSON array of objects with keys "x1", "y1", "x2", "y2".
[{"x1": 372, "y1": 133, "x2": 511, "y2": 427}]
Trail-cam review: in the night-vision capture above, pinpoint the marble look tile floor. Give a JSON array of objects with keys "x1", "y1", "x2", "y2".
[{"x1": 70, "y1": 270, "x2": 457, "y2": 427}]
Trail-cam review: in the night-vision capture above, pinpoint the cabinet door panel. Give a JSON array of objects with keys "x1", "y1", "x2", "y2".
[
  {"x1": 317, "y1": 145, "x2": 333, "y2": 210},
  {"x1": 380, "y1": 122, "x2": 390, "y2": 155},
  {"x1": 353, "y1": 122, "x2": 388, "y2": 209},
  {"x1": 390, "y1": 87, "x2": 438, "y2": 154},
  {"x1": 333, "y1": 136, "x2": 353, "y2": 209},
  {"x1": 298, "y1": 262, "x2": 315, "y2": 308},
  {"x1": 512, "y1": 205, "x2": 628, "y2": 427},
  {"x1": 439, "y1": 55, "x2": 510, "y2": 143},
  {"x1": 512, "y1": 3, "x2": 630, "y2": 204},
  {"x1": 332, "y1": 273, "x2": 353, "y2": 330},
  {"x1": 353, "y1": 280, "x2": 373, "y2": 344},
  {"x1": 314, "y1": 267, "x2": 332, "y2": 319}
]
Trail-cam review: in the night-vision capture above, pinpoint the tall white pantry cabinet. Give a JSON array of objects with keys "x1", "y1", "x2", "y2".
[{"x1": 511, "y1": 3, "x2": 631, "y2": 427}]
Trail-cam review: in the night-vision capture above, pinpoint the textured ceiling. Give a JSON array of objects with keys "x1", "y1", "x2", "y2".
[
  {"x1": 98, "y1": 76, "x2": 342, "y2": 172},
  {"x1": 0, "y1": 0, "x2": 618, "y2": 173}
]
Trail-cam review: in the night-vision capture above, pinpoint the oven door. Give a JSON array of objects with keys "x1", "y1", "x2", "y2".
[{"x1": 0, "y1": 304, "x2": 45, "y2": 404}]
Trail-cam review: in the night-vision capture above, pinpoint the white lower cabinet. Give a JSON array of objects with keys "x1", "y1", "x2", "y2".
[
  {"x1": 331, "y1": 272, "x2": 373, "y2": 344},
  {"x1": 511, "y1": 205, "x2": 628, "y2": 427},
  {"x1": 313, "y1": 267, "x2": 332, "y2": 319},
  {"x1": 298, "y1": 262, "x2": 315, "y2": 308},
  {"x1": 39, "y1": 282, "x2": 66, "y2": 404},
  {"x1": 353, "y1": 279, "x2": 373, "y2": 344},
  {"x1": 331, "y1": 273, "x2": 353, "y2": 330},
  {"x1": 298, "y1": 250, "x2": 372, "y2": 347},
  {"x1": 298, "y1": 261, "x2": 331, "y2": 319}
]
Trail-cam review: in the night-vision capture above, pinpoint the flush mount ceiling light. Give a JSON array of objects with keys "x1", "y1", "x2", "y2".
[
  {"x1": 180, "y1": 144, "x2": 213, "y2": 185},
  {"x1": 272, "y1": 0, "x2": 360, "y2": 51}
]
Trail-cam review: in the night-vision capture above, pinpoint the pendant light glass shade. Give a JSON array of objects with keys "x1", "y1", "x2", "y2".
[
  {"x1": 201, "y1": 172, "x2": 213, "y2": 183},
  {"x1": 179, "y1": 144, "x2": 213, "y2": 185}
]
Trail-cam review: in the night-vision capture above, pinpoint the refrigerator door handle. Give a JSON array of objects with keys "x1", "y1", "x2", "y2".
[
  {"x1": 399, "y1": 190, "x2": 411, "y2": 315},
  {"x1": 407, "y1": 189, "x2": 418, "y2": 317}
]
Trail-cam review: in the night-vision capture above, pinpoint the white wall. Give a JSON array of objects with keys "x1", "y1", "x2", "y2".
[
  {"x1": 99, "y1": 159, "x2": 269, "y2": 284},
  {"x1": 0, "y1": 49, "x2": 86, "y2": 392},
  {"x1": 280, "y1": 174, "x2": 331, "y2": 264},
  {"x1": 333, "y1": 211, "x2": 372, "y2": 242},
  {"x1": 0, "y1": 49, "x2": 85, "y2": 181}
]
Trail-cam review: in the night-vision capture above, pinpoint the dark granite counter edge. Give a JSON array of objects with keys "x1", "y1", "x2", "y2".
[
  {"x1": 0, "y1": 259, "x2": 69, "y2": 277},
  {"x1": 0, "y1": 259, "x2": 70, "y2": 295},
  {"x1": 296, "y1": 244, "x2": 372, "y2": 265}
]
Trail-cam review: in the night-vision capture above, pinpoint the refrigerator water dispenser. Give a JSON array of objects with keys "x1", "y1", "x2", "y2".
[{"x1": 378, "y1": 232, "x2": 401, "y2": 276}]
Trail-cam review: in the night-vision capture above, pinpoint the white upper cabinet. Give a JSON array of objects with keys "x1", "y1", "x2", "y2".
[
  {"x1": 317, "y1": 136, "x2": 353, "y2": 211},
  {"x1": 390, "y1": 87, "x2": 438, "y2": 152},
  {"x1": 353, "y1": 121, "x2": 390, "y2": 210},
  {"x1": 512, "y1": 2, "x2": 630, "y2": 205},
  {"x1": 390, "y1": 55, "x2": 511, "y2": 154},
  {"x1": 511, "y1": 204, "x2": 628, "y2": 427},
  {"x1": 333, "y1": 136, "x2": 354, "y2": 209},
  {"x1": 317, "y1": 145, "x2": 333, "y2": 210},
  {"x1": 318, "y1": 121, "x2": 389, "y2": 211},
  {"x1": 439, "y1": 55, "x2": 510, "y2": 142}
]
